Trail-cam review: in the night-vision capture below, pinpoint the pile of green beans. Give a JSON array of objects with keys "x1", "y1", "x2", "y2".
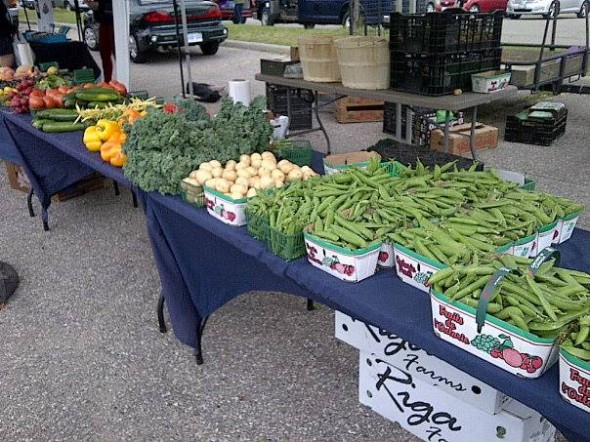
[
  {"x1": 429, "y1": 256, "x2": 590, "y2": 338},
  {"x1": 562, "y1": 316, "x2": 590, "y2": 361}
]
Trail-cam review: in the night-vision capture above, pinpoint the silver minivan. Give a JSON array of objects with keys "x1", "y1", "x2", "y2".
[{"x1": 506, "y1": 0, "x2": 589, "y2": 18}]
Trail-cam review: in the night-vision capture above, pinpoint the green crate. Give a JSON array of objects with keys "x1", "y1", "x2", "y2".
[
  {"x1": 269, "y1": 227, "x2": 306, "y2": 261},
  {"x1": 73, "y1": 68, "x2": 95, "y2": 85},
  {"x1": 128, "y1": 90, "x2": 149, "y2": 100},
  {"x1": 180, "y1": 188, "x2": 205, "y2": 207},
  {"x1": 39, "y1": 61, "x2": 59, "y2": 72},
  {"x1": 521, "y1": 177, "x2": 536, "y2": 191},
  {"x1": 273, "y1": 139, "x2": 313, "y2": 167},
  {"x1": 245, "y1": 208, "x2": 269, "y2": 242}
]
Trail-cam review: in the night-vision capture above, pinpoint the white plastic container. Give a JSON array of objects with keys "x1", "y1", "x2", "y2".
[
  {"x1": 512, "y1": 233, "x2": 536, "y2": 258},
  {"x1": 530, "y1": 221, "x2": 559, "y2": 257},
  {"x1": 393, "y1": 243, "x2": 446, "y2": 293},
  {"x1": 430, "y1": 290, "x2": 559, "y2": 378},
  {"x1": 378, "y1": 243, "x2": 394, "y2": 268},
  {"x1": 471, "y1": 70, "x2": 512, "y2": 94},
  {"x1": 558, "y1": 211, "x2": 583, "y2": 243},
  {"x1": 303, "y1": 232, "x2": 380, "y2": 282},
  {"x1": 204, "y1": 187, "x2": 248, "y2": 226},
  {"x1": 559, "y1": 348, "x2": 590, "y2": 414}
]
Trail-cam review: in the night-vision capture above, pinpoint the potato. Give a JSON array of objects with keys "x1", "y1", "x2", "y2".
[
  {"x1": 287, "y1": 168, "x2": 304, "y2": 182},
  {"x1": 258, "y1": 167, "x2": 271, "y2": 177},
  {"x1": 235, "y1": 162, "x2": 248, "y2": 170},
  {"x1": 239, "y1": 154, "x2": 251, "y2": 165},
  {"x1": 248, "y1": 176, "x2": 261, "y2": 188},
  {"x1": 235, "y1": 177, "x2": 249, "y2": 187},
  {"x1": 246, "y1": 188, "x2": 257, "y2": 198},
  {"x1": 225, "y1": 160, "x2": 237, "y2": 170},
  {"x1": 274, "y1": 179, "x2": 284, "y2": 188},
  {"x1": 230, "y1": 192, "x2": 244, "y2": 200},
  {"x1": 261, "y1": 151, "x2": 276, "y2": 162},
  {"x1": 216, "y1": 178, "x2": 231, "y2": 194},
  {"x1": 300, "y1": 166, "x2": 313, "y2": 174},
  {"x1": 199, "y1": 162, "x2": 212, "y2": 171},
  {"x1": 237, "y1": 169, "x2": 251, "y2": 179},
  {"x1": 230, "y1": 183, "x2": 248, "y2": 195},
  {"x1": 209, "y1": 160, "x2": 222, "y2": 169},
  {"x1": 251, "y1": 158, "x2": 262, "y2": 169},
  {"x1": 195, "y1": 169, "x2": 213, "y2": 185},
  {"x1": 278, "y1": 161, "x2": 294, "y2": 174},
  {"x1": 222, "y1": 169, "x2": 237, "y2": 182},
  {"x1": 211, "y1": 167, "x2": 223, "y2": 178},
  {"x1": 250, "y1": 152, "x2": 262, "y2": 162},
  {"x1": 204, "y1": 178, "x2": 217, "y2": 190},
  {"x1": 261, "y1": 159, "x2": 277, "y2": 171},
  {"x1": 271, "y1": 169, "x2": 285, "y2": 181},
  {"x1": 246, "y1": 166, "x2": 259, "y2": 177},
  {"x1": 260, "y1": 176, "x2": 275, "y2": 190}
]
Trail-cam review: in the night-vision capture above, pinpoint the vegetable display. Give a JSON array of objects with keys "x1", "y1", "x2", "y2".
[
  {"x1": 183, "y1": 151, "x2": 318, "y2": 201},
  {"x1": 83, "y1": 120, "x2": 128, "y2": 167},
  {"x1": 123, "y1": 97, "x2": 273, "y2": 195},
  {"x1": 428, "y1": 256, "x2": 590, "y2": 338},
  {"x1": 32, "y1": 108, "x2": 86, "y2": 133}
]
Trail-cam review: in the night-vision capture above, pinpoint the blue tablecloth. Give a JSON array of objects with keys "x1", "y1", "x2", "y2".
[{"x1": 2, "y1": 107, "x2": 589, "y2": 441}]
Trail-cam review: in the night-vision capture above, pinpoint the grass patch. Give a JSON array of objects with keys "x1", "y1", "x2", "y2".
[
  {"x1": 19, "y1": 8, "x2": 76, "y2": 25},
  {"x1": 225, "y1": 23, "x2": 350, "y2": 47}
]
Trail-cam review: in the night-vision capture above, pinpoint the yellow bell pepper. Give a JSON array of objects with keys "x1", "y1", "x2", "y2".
[
  {"x1": 100, "y1": 139, "x2": 123, "y2": 163},
  {"x1": 110, "y1": 151, "x2": 128, "y2": 168},
  {"x1": 96, "y1": 119, "x2": 121, "y2": 142},
  {"x1": 83, "y1": 126, "x2": 103, "y2": 152}
]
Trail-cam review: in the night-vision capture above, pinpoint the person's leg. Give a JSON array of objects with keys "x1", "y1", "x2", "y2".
[
  {"x1": 98, "y1": 22, "x2": 115, "y2": 82},
  {"x1": 235, "y1": 3, "x2": 243, "y2": 23}
]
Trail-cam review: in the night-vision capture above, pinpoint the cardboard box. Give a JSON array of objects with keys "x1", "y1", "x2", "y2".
[
  {"x1": 4, "y1": 161, "x2": 30, "y2": 193},
  {"x1": 3, "y1": 162, "x2": 105, "y2": 202},
  {"x1": 290, "y1": 46, "x2": 299, "y2": 61},
  {"x1": 323, "y1": 151, "x2": 381, "y2": 175},
  {"x1": 430, "y1": 122, "x2": 498, "y2": 155},
  {"x1": 335, "y1": 311, "x2": 512, "y2": 414},
  {"x1": 359, "y1": 352, "x2": 556, "y2": 442}
]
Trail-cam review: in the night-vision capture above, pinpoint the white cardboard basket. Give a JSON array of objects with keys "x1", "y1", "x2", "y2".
[{"x1": 204, "y1": 187, "x2": 248, "y2": 227}]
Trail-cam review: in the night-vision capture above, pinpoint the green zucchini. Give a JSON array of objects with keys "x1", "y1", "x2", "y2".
[
  {"x1": 32, "y1": 118, "x2": 52, "y2": 130},
  {"x1": 41, "y1": 121, "x2": 86, "y2": 133},
  {"x1": 75, "y1": 88, "x2": 120, "y2": 103},
  {"x1": 35, "y1": 108, "x2": 80, "y2": 122}
]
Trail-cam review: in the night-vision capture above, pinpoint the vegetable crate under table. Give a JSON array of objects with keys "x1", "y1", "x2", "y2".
[{"x1": 504, "y1": 102, "x2": 568, "y2": 146}]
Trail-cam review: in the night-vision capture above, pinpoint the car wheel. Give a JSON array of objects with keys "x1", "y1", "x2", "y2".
[
  {"x1": 577, "y1": 0, "x2": 589, "y2": 17},
  {"x1": 469, "y1": 4, "x2": 480, "y2": 12},
  {"x1": 426, "y1": 2, "x2": 435, "y2": 12},
  {"x1": 83, "y1": 26, "x2": 99, "y2": 51},
  {"x1": 261, "y1": 8, "x2": 274, "y2": 26},
  {"x1": 303, "y1": 23, "x2": 315, "y2": 29},
  {"x1": 507, "y1": 13, "x2": 522, "y2": 18},
  {"x1": 241, "y1": 16, "x2": 247, "y2": 23},
  {"x1": 232, "y1": 16, "x2": 239, "y2": 24},
  {"x1": 200, "y1": 42, "x2": 220, "y2": 56},
  {"x1": 129, "y1": 35, "x2": 147, "y2": 64}
]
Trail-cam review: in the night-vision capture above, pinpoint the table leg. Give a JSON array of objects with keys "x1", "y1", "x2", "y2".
[
  {"x1": 313, "y1": 91, "x2": 331, "y2": 154},
  {"x1": 306, "y1": 298, "x2": 315, "y2": 311},
  {"x1": 194, "y1": 316, "x2": 209, "y2": 365},
  {"x1": 113, "y1": 180, "x2": 120, "y2": 196},
  {"x1": 469, "y1": 107, "x2": 478, "y2": 161},
  {"x1": 157, "y1": 293, "x2": 167, "y2": 333},
  {"x1": 27, "y1": 188, "x2": 35, "y2": 217},
  {"x1": 443, "y1": 110, "x2": 451, "y2": 153},
  {"x1": 132, "y1": 190, "x2": 138, "y2": 208},
  {"x1": 41, "y1": 207, "x2": 49, "y2": 232}
]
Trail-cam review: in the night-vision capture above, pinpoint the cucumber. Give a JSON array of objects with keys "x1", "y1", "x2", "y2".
[
  {"x1": 41, "y1": 121, "x2": 86, "y2": 133},
  {"x1": 35, "y1": 108, "x2": 80, "y2": 122},
  {"x1": 75, "y1": 88, "x2": 120, "y2": 103},
  {"x1": 32, "y1": 118, "x2": 52, "y2": 130}
]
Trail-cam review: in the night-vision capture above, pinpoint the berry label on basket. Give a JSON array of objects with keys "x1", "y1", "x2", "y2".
[
  {"x1": 431, "y1": 293, "x2": 559, "y2": 378},
  {"x1": 393, "y1": 245, "x2": 444, "y2": 293}
]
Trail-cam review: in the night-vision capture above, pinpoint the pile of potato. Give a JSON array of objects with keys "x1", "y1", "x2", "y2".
[{"x1": 182, "y1": 151, "x2": 318, "y2": 200}]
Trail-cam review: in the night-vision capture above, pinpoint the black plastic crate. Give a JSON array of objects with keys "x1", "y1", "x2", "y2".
[
  {"x1": 389, "y1": 11, "x2": 503, "y2": 54},
  {"x1": 389, "y1": 48, "x2": 502, "y2": 96},
  {"x1": 383, "y1": 103, "x2": 435, "y2": 141},
  {"x1": 260, "y1": 59, "x2": 300, "y2": 77},
  {"x1": 367, "y1": 138, "x2": 484, "y2": 170},
  {"x1": 505, "y1": 109, "x2": 568, "y2": 146},
  {"x1": 266, "y1": 84, "x2": 313, "y2": 130}
]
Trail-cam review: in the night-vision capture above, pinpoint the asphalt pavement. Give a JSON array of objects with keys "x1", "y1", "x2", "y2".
[{"x1": 1, "y1": 22, "x2": 588, "y2": 441}]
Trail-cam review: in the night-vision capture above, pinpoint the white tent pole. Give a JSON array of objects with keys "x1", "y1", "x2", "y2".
[
  {"x1": 179, "y1": 0, "x2": 194, "y2": 98},
  {"x1": 113, "y1": 0, "x2": 130, "y2": 88}
]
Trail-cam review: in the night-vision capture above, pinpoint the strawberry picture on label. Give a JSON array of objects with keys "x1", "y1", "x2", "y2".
[{"x1": 473, "y1": 334, "x2": 543, "y2": 374}]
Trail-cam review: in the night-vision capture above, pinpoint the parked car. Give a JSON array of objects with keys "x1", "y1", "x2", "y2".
[
  {"x1": 83, "y1": 0, "x2": 228, "y2": 63},
  {"x1": 20, "y1": 0, "x2": 57, "y2": 9},
  {"x1": 461, "y1": 0, "x2": 508, "y2": 12},
  {"x1": 62, "y1": 0, "x2": 90, "y2": 10},
  {"x1": 214, "y1": 0, "x2": 253, "y2": 23},
  {"x1": 506, "y1": 0, "x2": 589, "y2": 18}
]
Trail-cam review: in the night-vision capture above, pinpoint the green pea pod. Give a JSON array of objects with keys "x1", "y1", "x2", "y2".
[
  {"x1": 575, "y1": 325, "x2": 590, "y2": 346},
  {"x1": 561, "y1": 346, "x2": 590, "y2": 361},
  {"x1": 525, "y1": 274, "x2": 558, "y2": 321}
]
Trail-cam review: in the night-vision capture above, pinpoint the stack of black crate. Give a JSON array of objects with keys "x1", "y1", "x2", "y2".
[
  {"x1": 265, "y1": 84, "x2": 313, "y2": 131},
  {"x1": 388, "y1": 10, "x2": 504, "y2": 96},
  {"x1": 505, "y1": 102, "x2": 568, "y2": 146}
]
